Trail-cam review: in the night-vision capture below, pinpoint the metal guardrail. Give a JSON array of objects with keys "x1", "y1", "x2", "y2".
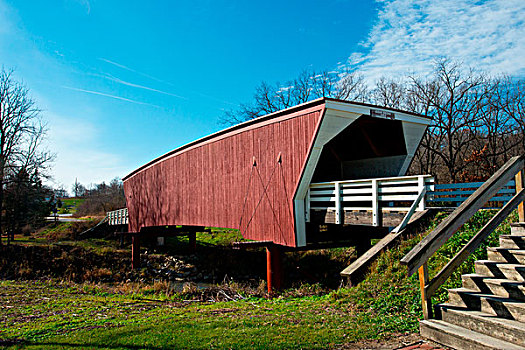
[{"x1": 307, "y1": 175, "x2": 435, "y2": 227}]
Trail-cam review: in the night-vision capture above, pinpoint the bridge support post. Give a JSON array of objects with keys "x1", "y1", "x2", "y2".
[
  {"x1": 132, "y1": 234, "x2": 140, "y2": 269},
  {"x1": 266, "y1": 244, "x2": 282, "y2": 293}
]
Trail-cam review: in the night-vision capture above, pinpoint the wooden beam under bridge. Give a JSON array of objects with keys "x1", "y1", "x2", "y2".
[{"x1": 129, "y1": 225, "x2": 210, "y2": 269}]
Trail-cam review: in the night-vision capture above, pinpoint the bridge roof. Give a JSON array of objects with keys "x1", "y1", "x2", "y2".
[{"x1": 123, "y1": 98, "x2": 430, "y2": 181}]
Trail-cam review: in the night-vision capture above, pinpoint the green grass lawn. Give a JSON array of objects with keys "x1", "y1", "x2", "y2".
[
  {"x1": 57, "y1": 198, "x2": 85, "y2": 214},
  {"x1": 1, "y1": 280, "x2": 418, "y2": 349},
  {"x1": 1, "y1": 210, "x2": 517, "y2": 349}
]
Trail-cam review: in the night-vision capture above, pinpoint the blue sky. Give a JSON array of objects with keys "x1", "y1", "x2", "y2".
[{"x1": 0, "y1": 0, "x2": 524, "y2": 192}]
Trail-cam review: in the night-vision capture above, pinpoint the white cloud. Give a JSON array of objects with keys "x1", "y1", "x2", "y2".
[
  {"x1": 99, "y1": 58, "x2": 175, "y2": 86},
  {"x1": 99, "y1": 57, "x2": 238, "y2": 107},
  {"x1": 346, "y1": 0, "x2": 525, "y2": 82},
  {"x1": 62, "y1": 86, "x2": 161, "y2": 107},
  {"x1": 101, "y1": 74, "x2": 187, "y2": 100}
]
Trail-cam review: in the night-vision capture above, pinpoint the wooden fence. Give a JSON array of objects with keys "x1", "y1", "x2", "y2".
[
  {"x1": 427, "y1": 180, "x2": 516, "y2": 208},
  {"x1": 307, "y1": 175, "x2": 435, "y2": 228},
  {"x1": 106, "y1": 208, "x2": 128, "y2": 225}
]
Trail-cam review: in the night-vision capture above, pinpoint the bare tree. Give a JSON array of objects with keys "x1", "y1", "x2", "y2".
[
  {"x1": 461, "y1": 77, "x2": 522, "y2": 180},
  {"x1": 222, "y1": 59, "x2": 525, "y2": 183},
  {"x1": 499, "y1": 77, "x2": 525, "y2": 154},
  {"x1": 220, "y1": 69, "x2": 368, "y2": 125},
  {"x1": 371, "y1": 77, "x2": 407, "y2": 109},
  {"x1": 54, "y1": 185, "x2": 69, "y2": 199},
  {"x1": 408, "y1": 59, "x2": 488, "y2": 182},
  {"x1": 76, "y1": 177, "x2": 125, "y2": 216},
  {"x1": 72, "y1": 178, "x2": 87, "y2": 198},
  {"x1": 0, "y1": 68, "x2": 53, "y2": 243}
]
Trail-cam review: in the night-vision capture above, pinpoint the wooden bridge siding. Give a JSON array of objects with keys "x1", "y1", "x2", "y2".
[{"x1": 124, "y1": 107, "x2": 324, "y2": 247}]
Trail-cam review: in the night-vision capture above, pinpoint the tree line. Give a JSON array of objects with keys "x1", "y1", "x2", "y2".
[
  {"x1": 222, "y1": 59, "x2": 525, "y2": 183},
  {"x1": 0, "y1": 68, "x2": 54, "y2": 243},
  {"x1": 71, "y1": 177, "x2": 126, "y2": 217}
]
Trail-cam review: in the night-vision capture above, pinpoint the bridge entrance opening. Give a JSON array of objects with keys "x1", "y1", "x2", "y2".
[{"x1": 312, "y1": 115, "x2": 408, "y2": 183}]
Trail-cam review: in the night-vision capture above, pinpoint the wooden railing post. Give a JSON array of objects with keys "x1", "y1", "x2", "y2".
[
  {"x1": 372, "y1": 179, "x2": 380, "y2": 226},
  {"x1": 335, "y1": 182, "x2": 342, "y2": 224},
  {"x1": 419, "y1": 262, "x2": 432, "y2": 319},
  {"x1": 516, "y1": 170, "x2": 525, "y2": 222}
]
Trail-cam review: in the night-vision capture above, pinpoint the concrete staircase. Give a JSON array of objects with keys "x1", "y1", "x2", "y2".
[{"x1": 420, "y1": 223, "x2": 525, "y2": 349}]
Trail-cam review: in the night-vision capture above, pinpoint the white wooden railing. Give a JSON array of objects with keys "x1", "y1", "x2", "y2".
[
  {"x1": 106, "y1": 208, "x2": 128, "y2": 225},
  {"x1": 307, "y1": 175, "x2": 435, "y2": 227}
]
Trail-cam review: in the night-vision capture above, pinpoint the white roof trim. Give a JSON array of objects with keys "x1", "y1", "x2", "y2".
[{"x1": 325, "y1": 100, "x2": 431, "y2": 126}]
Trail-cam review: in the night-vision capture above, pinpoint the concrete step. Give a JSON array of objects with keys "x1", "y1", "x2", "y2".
[
  {"x1": 462, "y1": 273, "x2": 525, "y2": 301},
  {"x1": 475, "y1": 260, "x2": 525, "y2": 281},
  {"x1": 448, "y1": 288, "x2": 525, "y2": 321},
  {"x1": 438, "y1": 304, "x2": 525, "y2": 347},
  {"x1": 499, "y1": 234, "x2": 525, "y2": 249},
  {"x1": 511, "y1": 223, "x2": 525, "y2": 235},
  {"x1": 420, "y1": 319, "x2": 524, "y2": 350},
  {"x1": 487, "y1": 247, "x2": 525, "y2": 264}
]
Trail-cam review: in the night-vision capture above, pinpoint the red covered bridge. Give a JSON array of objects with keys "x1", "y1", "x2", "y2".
[{"x1": 122, "y1": 98, "x2": 431, "y2": 289}]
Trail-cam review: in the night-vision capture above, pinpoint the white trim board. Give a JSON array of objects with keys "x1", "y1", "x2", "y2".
[{"x1": 293, "y1": 105, "x2": 430, "y2": 247}]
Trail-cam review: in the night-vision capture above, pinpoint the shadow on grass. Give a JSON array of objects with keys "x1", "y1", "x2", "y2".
[
  {"x1": 18, "y1": 341, "x2": 165, "y2": 350},
  {"x1": 9, "y1": 327, "x2": 172, "y2": 350}
]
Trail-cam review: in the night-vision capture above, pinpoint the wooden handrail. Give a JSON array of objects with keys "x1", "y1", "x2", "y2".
[
  {"x1": 425, "y1": 189, "x2": 525, "y2": 298},
  {"x1": 400, "y1": 155, "x2": 525, "y2": 320},
  {"x1": 401, "y1": 155, "x2": 525, "y2": 276},
  {"x1": 392, "y1": 187, "x2": 427, "y2": 233}
]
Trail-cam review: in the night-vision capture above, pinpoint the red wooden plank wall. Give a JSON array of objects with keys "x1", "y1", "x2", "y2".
[{"x1": 123, "y1": 106, "x2": 324, "y2": 247}]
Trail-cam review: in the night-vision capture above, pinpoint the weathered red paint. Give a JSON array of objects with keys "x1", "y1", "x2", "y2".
[
  {"x1": 124, "y1": 102, "x2": 325, "y2": 247},
  {"x1": 266, "y1": 245, "x2": 282, "y2": 292}
]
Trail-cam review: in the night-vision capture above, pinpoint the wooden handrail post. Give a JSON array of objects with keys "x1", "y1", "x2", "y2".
[
  {"x1": 419, "y1": 262, "x2": 432, "y2": 320},
  {"x1": 335, "y1": 182, "x2": 342, "y2": 224},
  {"x1": 516, "y1": 170, "x2": 525, "y2": 222},
  {"x1": 372, "y1": 179, "x2": 380, "y2": 226}
]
